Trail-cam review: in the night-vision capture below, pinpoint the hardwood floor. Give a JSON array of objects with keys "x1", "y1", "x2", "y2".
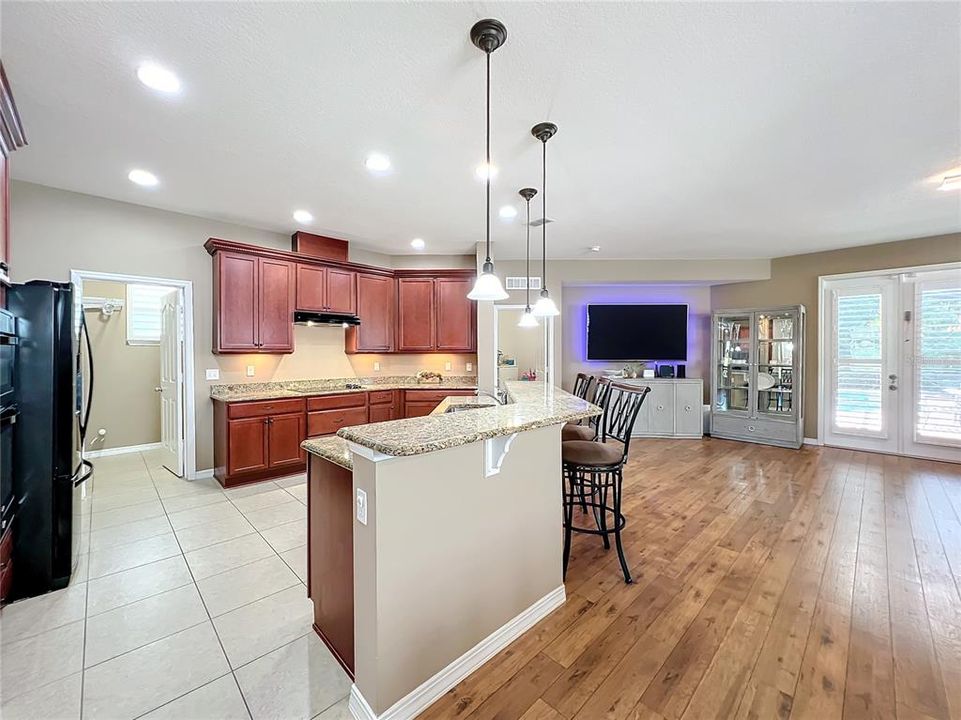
[{"x1": 417, "y1": 438, "x2": 961, "y2": 720}]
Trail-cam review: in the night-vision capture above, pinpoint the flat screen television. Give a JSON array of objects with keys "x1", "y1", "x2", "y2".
[{"x1": 586, "y1": 304, "x2": 688, "y2": 361}]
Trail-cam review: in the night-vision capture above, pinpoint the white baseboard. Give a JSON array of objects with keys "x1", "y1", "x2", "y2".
[
  {"x1": 190, "y1": 469, "x2": 215, "y2": 480},
  {"x1": 83, "y1": 442, "x2": 162, "y2": 459},
  {"x1": 803, "y1": 437, "x2": 821, "y2": 446},
  {"x1": 348, "y1": 584, "x2": 567, "y2": 720}
]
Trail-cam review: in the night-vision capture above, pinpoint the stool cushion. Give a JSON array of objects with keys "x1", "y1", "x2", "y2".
[
  {"x1": 562, "y1": 440, "x2": 622, "y2": 467},
  {"x1": 562, "y1": 423, "x2": 595, "y2": 442}
]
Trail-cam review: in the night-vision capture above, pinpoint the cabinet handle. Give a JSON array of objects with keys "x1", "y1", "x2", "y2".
[
  {"x1": 747, "y1": 425, "x2": 755, "y2": 432},
  {"x1": 685, "y1": 405, "x2": 692, "y2": 411},
  {"x1": 657, "y1": 405, "x2": 664, "y2": 410}
]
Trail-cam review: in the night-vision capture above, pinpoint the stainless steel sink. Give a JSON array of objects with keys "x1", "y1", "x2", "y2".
[{"x1": 444, "y1": 404, "x2": 496, "y2": 413}]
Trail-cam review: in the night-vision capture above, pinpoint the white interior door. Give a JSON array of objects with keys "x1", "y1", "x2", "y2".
[
  {"x1": 901, "y1": 269, "x2": 961, "y2": 462},
  {"x1": 822, "y1": 266, "x2": 961, "y2": 462},
  {"x1": 823, "y1": 276, "x2": 900, "y2": 453},
  {"x1": 159, "y1": 289, "x2": 185, "y2": 476}
]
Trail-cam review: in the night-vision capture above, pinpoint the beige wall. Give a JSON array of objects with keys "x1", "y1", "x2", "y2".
[
  {"x1": 476, "y1": 249, "x2": 772, "y2": 393},
  {"x1": 711, "y1": 232, "x2": 961, "y2": 438},
  {"x1": 81, "y1": 279, "x2": 163, "y2": 450},
  {"x1": 352, "y1": 425, "x2": 563, "y2": 714},
  {"x1": 10, "y1": 182, "x2": 476, "y2": 473}
]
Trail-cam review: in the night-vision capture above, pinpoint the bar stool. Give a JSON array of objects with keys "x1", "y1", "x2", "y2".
[
  {"x1": 561, "y1": 383, "x2": 651, "y2": 583},
  {"x1": 562, "y1": 377, "x2": 613, "y2": 442},
  {"x1": 571, "y1": 372, "x2": 595, "y2": 400}
]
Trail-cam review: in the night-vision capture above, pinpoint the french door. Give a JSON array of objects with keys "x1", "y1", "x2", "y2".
[{"x1": 822, "y1": 266, "x2": 961, "y2": 462}]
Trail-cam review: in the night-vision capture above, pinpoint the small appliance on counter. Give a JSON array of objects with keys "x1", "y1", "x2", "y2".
[{"x1": 6, "y1": 280, "x2": 94, "y2": 599}]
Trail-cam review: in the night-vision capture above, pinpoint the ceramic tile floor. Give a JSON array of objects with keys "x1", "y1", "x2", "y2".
[{"x1": 0, "y1": 450, "x2": 353, "y2": 720}]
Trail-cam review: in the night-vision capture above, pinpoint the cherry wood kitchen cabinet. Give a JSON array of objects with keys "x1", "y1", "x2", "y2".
[
  {"x1": 434, "y1": 277, "x2": 476, "y2": 352},
  {"x1": 213, "y1": 398, "x2": 306, "y2": 487},
  {"x1": 296, "y1": 264, "x2": 357, "y2": 315},
  {"x1": 346, "y1": 273, "x2": 393, "y2": 353},
  {"x1": 367, "y1": 389, "x2": 395, "y2": 422},
  {"x1": 0, "y1": 62, "x2": 28, "y2": 306},
  {"x1": 396, "y1": 278, "x2": 435, "y2": 351},
  {"x1": 402, "y1": 389, "x2": 476, "y2": 418},
  {"x1": 212, "y1": 251, "x2": 294, "y2": 353},
  {"x1": 306, "y1": 393, "x2": 368, "y2": 437}
]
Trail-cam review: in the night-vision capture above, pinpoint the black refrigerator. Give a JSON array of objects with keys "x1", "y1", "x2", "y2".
[{"x1": 7, "y1": 280, "x2": 91, "y2": 597}]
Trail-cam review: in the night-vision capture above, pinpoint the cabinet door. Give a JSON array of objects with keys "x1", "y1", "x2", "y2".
[
  {"x1": 404, "y1": 401, "x2": 437, "y2": 418},
  {"x1": 368, "y1": 404, "x2": 391, "y2": 423},
  {"x1": 227, "y1": 417, "x2": 269, "y2": 475},
  {"x1": 646, "y1": 383, "x2": 676, "y2": 435},
  {"x1": 326, "y1": 268, "x2": 357, "y2": 314},
  {"x1": 217, "y1": 252, "x2": 259, "y2": 351},
  {"x1": 348, "y1": 274, "x2": 393, "y2": 352},
  {"x1": 434, "y1": 277, "x2": 475, "y2": 351},
  {"x1": 267, "y1": 412, "x2": 306, "y2": 469},
  {"x1": 296, "y1": 264, "x2": 327, "y2": 312},
  {"x1": 0, "y1": 150, "x2": 8, "y2": 282},
  {"x1": 259, "y1": 259, "x2": 294, "y2": 352},
  {"x1": 396, "y1": 279, "x2": 435, "y2": 351},
  {"x1": 675, "y1": 383, "x2": 703, "y2": 437}
]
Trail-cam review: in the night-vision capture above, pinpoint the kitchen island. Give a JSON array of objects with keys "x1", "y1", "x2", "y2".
[{"x1": 302, "y1": 381, "x2": 599, "y2": 720}]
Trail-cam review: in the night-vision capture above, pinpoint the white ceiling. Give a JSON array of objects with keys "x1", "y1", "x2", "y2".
[{"x1": 3, "y1": 2, "x2": 959, "y2": 260}]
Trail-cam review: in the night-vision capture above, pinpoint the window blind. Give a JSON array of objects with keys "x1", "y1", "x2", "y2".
[{"x1": 126, "y1": 284, "x2": 177, "y2": 345}]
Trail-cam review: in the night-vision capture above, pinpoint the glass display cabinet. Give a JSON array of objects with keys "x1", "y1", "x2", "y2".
[{"x1": 711, "y1": 305, "x2": 805, "y2": 448}]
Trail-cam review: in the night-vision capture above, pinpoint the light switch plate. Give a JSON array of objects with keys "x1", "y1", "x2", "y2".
[
  {"x1": 205, "y1": 369, "x2": 220, "y2": 381},
  {"x1": 373, "y1": 361, "x2": 380, "y2": 371},
  {"x1": 466, "y1": 362, "x2": 473, "y2": 372},
  {"x1": 356, "y1": 488, "x2": 368, "y2": 525},
  {"x1": 445, "y1": 361, "x2": 452, "y2": 371},
  {"x1": 246, "y1": 365, "x2": 255, "y2": 377}
]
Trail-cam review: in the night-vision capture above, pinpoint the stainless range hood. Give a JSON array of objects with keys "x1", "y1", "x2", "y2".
[{"x1": 293, "y1": 311, "x2": 361, "y2": 327}]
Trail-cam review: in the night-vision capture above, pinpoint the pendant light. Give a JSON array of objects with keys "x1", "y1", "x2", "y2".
[
  {"x1": 518, "y1": 187, "x2": 539, "y2": 328},
  {"x1": 531, "y1": 122, "x2": 560, "y2": 317},
  {"x1": 467, "y1": 20, "x2": 510, "y2": 302}
]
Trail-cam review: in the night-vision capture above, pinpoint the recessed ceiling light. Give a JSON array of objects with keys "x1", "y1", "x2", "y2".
[
  {"x1": 938, "y1": 173, "x2": 961, "y2": 191},
  {"x1": 128, "y1": 169, "x2": 159, "y2": 187},
  {"x1": 590, "y1": 246, "x2": 601, "y2": 253},
  {"x1": 410, "y1": 238, "x2": 426, "y2": 250},
  {"x1": 365, "y1": 153, "x2": 391, "y2": 173},
  {"x1": 136, "y1": 62, "x2": 181, "y2": 94},
  {"x1": 293, "y1": 209, "x2": 314, "y2": 224},
  {"x1": 498, "y1": 205, "x2": 517, "y2": 220},
  {"x1": 475, "y1": 162, "x2": 497, "y2": 181}
]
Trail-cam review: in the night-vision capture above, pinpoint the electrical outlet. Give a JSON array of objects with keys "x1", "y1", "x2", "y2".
[
  {"x1": 205, "y1": 369, "x2": 220, "y2": 381},
  {"x1": 373, "y1": 361, "x2": 380, "y2": 371},
  {"x1": 246, "y1": 365, "x2": 255, "y2": 377},
  {"x1": 445, "y1": 361, "x2": 452, "y2": 371},
  {"x1": 466, "y1": 362, "x2": 473, "y2": 372},
  {"x1": 356, "y1": 488, "x2": 368, "y2": 525}
]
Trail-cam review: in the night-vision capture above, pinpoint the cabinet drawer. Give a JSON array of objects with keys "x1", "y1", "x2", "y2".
[
  {"x1": 404, "y1": 389, "x2": 475, "y2": 404},
  {"x1": 307, "y1": 393, "x2": 367, "y2": 412},
  {"x1": 228, "y1": 398, "x2": 305, "y2": 419},
  {"x1": 712, "y1": 414, "x2": 798, "y2": 445},
  {"x1": 308, "y1": 407, "x2": 368, "y2": 437},
  {"x1": 368, "y1": 390, "x2": 393, "y2": 405}
]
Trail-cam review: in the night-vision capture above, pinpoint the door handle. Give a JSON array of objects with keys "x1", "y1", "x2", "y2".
[{"x1": 154, "y1": 387, "x2": 163, "y2": 392}]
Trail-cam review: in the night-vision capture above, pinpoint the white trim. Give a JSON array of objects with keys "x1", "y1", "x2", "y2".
[
  {"x1": 190, "y1": 468, "x2": 215, "y2": 480},
  {"x1": 349, "y1": 585, "x2": 567, "y2": 720},
  {"x1": 71, "y1": 269, "x2": 198, "y2": 480},
  {"x1": 819, "y1": 260, "x2": 961, "y2": 283},
  {"x1": 83, "y1": 442, "x2": 162, "y2": 459},
  {"x1": 803, "y1": 437, "x2": 820, "y2": 446}
]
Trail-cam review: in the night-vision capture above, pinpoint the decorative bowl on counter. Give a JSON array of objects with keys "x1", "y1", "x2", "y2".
[{"x1": 416, "y1": 370, "x2": 443, "y2": 384}]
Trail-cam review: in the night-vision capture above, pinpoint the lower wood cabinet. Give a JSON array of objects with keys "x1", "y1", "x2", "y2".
[
  {"x1": 214, "y1": 398, "x2": 307, "y2": 487},
  {"x1": 402, "y1": 389, "x2": 476, "y2": 418}
]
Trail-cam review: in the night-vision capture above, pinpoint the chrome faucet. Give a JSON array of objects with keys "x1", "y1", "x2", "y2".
[{"x1": 475, "y1": 388, "x2": 507, "y2": 405}]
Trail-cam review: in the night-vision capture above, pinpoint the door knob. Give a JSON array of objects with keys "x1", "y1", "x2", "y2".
[
  {"x1": 888, "y1": 374, "x2": 897, "y2": 380},
  {"x1": 154, "y1": 387, "x2": 163, "y2": 392}
]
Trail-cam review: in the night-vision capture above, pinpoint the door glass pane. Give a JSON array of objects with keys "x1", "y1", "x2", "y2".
[
  {"x1": 915, "y1": 286, "x2": 961, "y2": 443},
  {"x1": 834, "y1": 293, "x2": 883, "y2": 433},
  {"x1": 757, "y1": 312, "x2": 795, "y2": 416},
  {"x1": 716, "y1": 316, "x2": 751, "y2": 412}
]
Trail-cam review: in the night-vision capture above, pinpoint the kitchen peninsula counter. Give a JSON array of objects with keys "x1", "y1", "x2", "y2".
[
  {"x1": 302, "y1": 382, "x2": 599, "y2": 719},
  {"x1": 210, "y1": 375, "x2": 477, "y2": 403}
]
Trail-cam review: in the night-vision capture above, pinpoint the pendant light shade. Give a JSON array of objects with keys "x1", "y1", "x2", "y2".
[
  {"x1": 467, "y1": 20, "x2": 509, "y2": 302},
  {"x1": 518, "y1": 187, "x2": 539, "y2": 328},
  {"x1": 531, "y1": 122, "x2": 559, "y2": 318}
]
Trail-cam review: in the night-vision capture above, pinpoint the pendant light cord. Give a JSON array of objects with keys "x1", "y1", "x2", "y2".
[
  {"x1": 525, "y1": 197, "x2": 532, "y2": 311},
  {"x1": 485, "y1": 50, "x2": 492, "y2": 265},
  {"x1": 541, "y1": 138, "x2": 547, "y2": 293}
]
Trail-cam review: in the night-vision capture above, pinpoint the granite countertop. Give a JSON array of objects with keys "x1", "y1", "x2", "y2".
[
  {"x1": 333, "y1": 381, "x2": 600, "y2": 457},
  {"x1": 429, "y1": 395, "x2": 498, "y2": 416},
  {"x1": 301, "y1": 436, "x2": 353, "y2": 470},
  {"x1": 210, "y1": 375, "x2": 477, "y2": 403}
]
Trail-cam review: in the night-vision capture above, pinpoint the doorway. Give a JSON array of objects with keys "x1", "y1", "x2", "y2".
[
  {"x1": 819, "y1": 263, "x2": 961, "y2": 462},
  {"x1": 71, "y1": 270, "x2": 196, "y2": 478},
  {"x1": 492, "y1": 304, "x2": 554, "y2": 392}
]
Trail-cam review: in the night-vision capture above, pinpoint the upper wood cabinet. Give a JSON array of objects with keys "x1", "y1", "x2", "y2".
[
  {"x1": 396, "y1": 275, "x2": 476, "y2": 353},
  {"x1": 213, "y1": 251, "x2": 293, "y2": 353},
  {"x1": 347, "y1": 273, "x2": 394, "y2": 353},
  {"x1": 296, "y1": 264, "x2": 356, "y2": 314},
  {"x1": 0, "y1": 62, "x2": 28, "y2": 300},
  {"x1": 435, "y1": 277, "x2": 476, "y2": 352},
  {"x1": 396, "y1": 278, "x2": 435, "y2": 352}
]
